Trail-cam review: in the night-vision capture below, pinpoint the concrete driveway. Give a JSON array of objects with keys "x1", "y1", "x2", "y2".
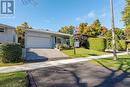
[
  {"x1": 26, "y1": 48, "x2": 69, "y2": 61},
  {"x1": 28, "y1": 61, "x2": 130, "y2": 87}
]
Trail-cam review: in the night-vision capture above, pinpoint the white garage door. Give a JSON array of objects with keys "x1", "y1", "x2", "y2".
[{"x1": 26, "y1": 36, "x2": 51, "y2": 48}]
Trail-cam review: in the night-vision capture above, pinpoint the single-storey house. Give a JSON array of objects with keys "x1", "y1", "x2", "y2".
[
  {"x1": 24, "y1": 29, "x2": 71, "y2": 49},
  {"x1": 0, "y1": 24, "x2": 17, "y2": 44},
  {"x1": 0, "y1": 24, "x2": 71, "y2": 49}
]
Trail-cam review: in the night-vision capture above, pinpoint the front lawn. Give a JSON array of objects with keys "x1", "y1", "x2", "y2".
[
  {"x1": 0, "y1": 62, "x2": 23, "y2": 67},
  {"x1": 90, "y1": 55, "x2": 130, "y2": 72},
  {"x1": 0, "y1": 72, "x2": 27, "y2": 87},
  {"x1": 62, "y1": 48, "x2": 107, "y2": 58}
]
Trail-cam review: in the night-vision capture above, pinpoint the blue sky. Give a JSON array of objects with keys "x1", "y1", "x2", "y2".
[{"x1": 0, "y1": 0, "x2": 125, "y2": 31}]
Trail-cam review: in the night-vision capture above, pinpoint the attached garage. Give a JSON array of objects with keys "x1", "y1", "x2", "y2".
[
  {"x1": 26, "y1": 36, "x2": 51, "y2": 48},
  {"x1": 25, "y1": 30, "x2": 52, "y2": 48}
]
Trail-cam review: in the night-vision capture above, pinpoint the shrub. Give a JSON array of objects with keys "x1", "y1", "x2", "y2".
[
  {"x1": 106, "y1": 40, "x2": 126, "y2": 51},
  {"x1": 62, "y1": 44, "x2": 68, "y2": 49},
  {"x1": 88, "y1": 38, "x2": 106, "y2": 51},
  {"x1": 56, "y1": 43, "x2": 62, "y2": 50},
  {"x1": 117, "y1": 40, "x2": 126, "y2": 51},
  {"x1": 0, "y1": 43, "x2": 22, "y2": 63}
]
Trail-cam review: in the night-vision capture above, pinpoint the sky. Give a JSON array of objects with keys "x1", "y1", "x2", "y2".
[{"x1": 0, "y1": 0, "x2": 125, "y2": 31}]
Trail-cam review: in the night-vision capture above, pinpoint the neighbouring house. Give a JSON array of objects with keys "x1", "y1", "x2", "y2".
[
  {"x1": 0, "y1": 24, "x2": 17, "y2": 44},
  {"x1": 25, "y1": 29, "x2": 71, "y2": 49}
]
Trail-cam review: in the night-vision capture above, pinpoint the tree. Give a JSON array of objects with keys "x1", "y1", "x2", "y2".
[
  {"x1": 77, "y1": 22, "x2": 88, "y2": 34},
  {"x1": 101, "y1": 26, "x2": 108, "y2": 35},
  {"x1": 104, "y1": 28, "x2": 125, "y2": 40},
  {"x1": 59, "y1": 19, "x2": 107, "y2": 37},
  {"x1": 122, "y1": 0, "x2": 130, "y2": 29},
  {"x1": 91, "y1": 19, "x2": 102, "y2": 36},
  {"x1": 104, "y1": 28, "x2": 125, "y2": 50},
  {"x1": 59, "y1": 26, "x2": 74, "y2": 35},
  {"x1": 16, "y1": 22, "x2": 32, "y2": 47}
]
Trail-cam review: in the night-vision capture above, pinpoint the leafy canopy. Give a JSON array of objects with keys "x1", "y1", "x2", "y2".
[
  {"x1": 59, "y1": 25, "x2": 74, "y2": 35},
  {"x1": 122, "y1": 0, "x2": 130, "y2": 29}
]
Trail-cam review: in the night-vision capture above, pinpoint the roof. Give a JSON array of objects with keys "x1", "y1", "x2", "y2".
[
  {"x1": 0, "y1": 23, "x2": 15, "y2": 29},
  {"x1": 0, "y1": 23, "x2": 71, "y2": 37},
  {"x1": 25, "y1": 29, "x2": 72, "y2": 37}
]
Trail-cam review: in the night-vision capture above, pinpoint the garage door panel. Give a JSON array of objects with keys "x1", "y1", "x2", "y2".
[{"x1": 26, "y1": 36, "x2": 51, "y2": 48}]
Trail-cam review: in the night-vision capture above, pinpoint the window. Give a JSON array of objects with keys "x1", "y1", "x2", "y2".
[{"x1": 0, "y1": 28, "x2": 5, "y2": 32}]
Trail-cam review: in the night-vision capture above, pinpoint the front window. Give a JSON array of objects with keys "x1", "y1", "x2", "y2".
[{"x1": 0, "y1": 28, "x2": 5, "y2": 32}]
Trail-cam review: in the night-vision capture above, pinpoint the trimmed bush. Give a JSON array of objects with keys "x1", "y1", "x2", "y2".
[
  {"x1": 0, "y1": 43, "x2": 22, "y2": 63},
  {"x1": 88, "y1": 38, "x2": 106, "y2": 51}
]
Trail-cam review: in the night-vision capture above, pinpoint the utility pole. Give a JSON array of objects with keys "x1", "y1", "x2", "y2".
[{"x1": 110, "y1": 0, "x2": 117, "y2": 60}]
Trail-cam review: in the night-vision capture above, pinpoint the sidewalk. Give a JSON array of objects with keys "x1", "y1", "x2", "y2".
[{"x1": 0, "y1": 52, "x2": 129, "y2": 74}]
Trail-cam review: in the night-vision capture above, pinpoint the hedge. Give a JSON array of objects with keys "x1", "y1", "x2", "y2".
[
  {"x1": 0, "y1": 43, "x2": 22, "y2": 63},
  {"x1": 88, "y1": 38, "x2": 106, "y2": 51}
]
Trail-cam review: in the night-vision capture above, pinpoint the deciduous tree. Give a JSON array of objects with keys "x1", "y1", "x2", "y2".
[
  {"x1": 59, "y1": 26, "x2": 74, "y2": 35},
  {"x1": 16, "y1": 22, "x2": 32, "y2": 47},
  {"x1": 122, "y1": 0, "x2": 130, "y2": 29}
]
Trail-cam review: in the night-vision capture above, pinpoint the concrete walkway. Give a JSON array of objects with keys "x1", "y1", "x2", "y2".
[{"x1": 0, "y1": 52, "x2": 129, "y2": 74}]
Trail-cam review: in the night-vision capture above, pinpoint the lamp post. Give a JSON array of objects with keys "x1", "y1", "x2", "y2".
[{"x1": 110, "y1": 0, "x2": 117, "y2": 60}]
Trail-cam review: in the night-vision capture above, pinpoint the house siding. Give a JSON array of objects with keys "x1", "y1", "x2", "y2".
[{"x1": 0, "y1": 28, "x2": 16, "y2": 43}]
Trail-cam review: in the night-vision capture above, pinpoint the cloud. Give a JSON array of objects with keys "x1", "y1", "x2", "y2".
[
  {"x1": 87, "y1": 11, "x2": 96, "y2": 18},
  {"x1": 75, "y1": 17, "x2": 83, "y2": 21},
  {"x1": 75, "y1": 10, "x2": 107, "y2": 22},
  {"x1": 100, "y1": 13, "x2": 106, "y2": 18}
]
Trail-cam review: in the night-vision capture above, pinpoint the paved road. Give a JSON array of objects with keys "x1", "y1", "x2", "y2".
[{"x1": 28, "y1": 62, "x2": 130, "y2": 87}]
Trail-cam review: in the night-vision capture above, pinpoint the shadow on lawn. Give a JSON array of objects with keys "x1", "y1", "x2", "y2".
[{"x1": 94, "y1": 58, "x2": 130, "y2": 87}]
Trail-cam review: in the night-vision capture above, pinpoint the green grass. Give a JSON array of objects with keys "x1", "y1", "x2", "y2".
[
  {"x1": 62, "y1": 48, "x2": 107, "y2": 58},
  {"x1": 0, "y1": 72, "x2": 27, "y2": 87},
  {"x1": 0, "y1": 62, "x2": 23, "y2": 67},
  {"x1": 90, "y1": 55, "x2": 130, "y2": 72}
]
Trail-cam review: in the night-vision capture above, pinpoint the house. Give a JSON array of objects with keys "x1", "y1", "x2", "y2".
[
  {"x1": 0, "y1": 24, "x2": 17, "y2": 44},
  {"x1": 0, "y1": 24, "x2": 71, "y2": 49},
  {"x1": 25, "y1": 29, "x2": 71, "y2": 49}
]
